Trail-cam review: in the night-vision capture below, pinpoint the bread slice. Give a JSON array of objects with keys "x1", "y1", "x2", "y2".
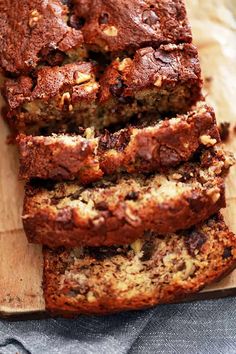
[
  {"x1": 99, "y1": 43, "x2": 202, "y2": 121},
  {"x1": 18, "y1": 105, "x2": 220, "y2": 182},
  {"x1": 44, "y1": 214, "x2": 236, "y2": 316},
  {"x1": 4, "y1": 43, "x2": 202, "y2": 135},
  {"x1": 22, "y1": 147, "x2": 234, "y2": 248},
  {"x1": 4, "y1": 62, "x2": 99, "y2": 135}
]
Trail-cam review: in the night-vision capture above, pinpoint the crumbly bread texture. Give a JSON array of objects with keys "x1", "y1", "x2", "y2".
[
  {"x1": 0, "y1": 0, "x2": 191, "y2": 74},
  {"x1": 22, "y1": 147, "x2": 234, "y2": 248},
  {"x1": 73, "y1": 0, "x2": 192, "y2": 54},
  {"x1": 4, "y1": 62, "x2": 99, "y2": 135},
  {"x1": 18, "y1": 105, "x2": 220, "y2": 182},
  {"x1": 4, "y1": 43, "x2": 202, "y2": 134},
  {"x1": 99, "y1": 43, "x2": 202, "y2": 123},
  {"x1": 44, "y1": 214, "x2": 236, "y2": 316},
  {"x1": 0, "y1": 0, "x2": 86, "y2": 74}
]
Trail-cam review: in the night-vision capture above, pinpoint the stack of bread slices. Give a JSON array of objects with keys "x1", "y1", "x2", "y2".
[{"x1": 1, "y1": 0, "x2": 236, "y2": 316}]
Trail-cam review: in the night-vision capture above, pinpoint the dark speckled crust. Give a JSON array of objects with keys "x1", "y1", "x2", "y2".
[
  {"x1": 17, "y1": 105, "x2": 220, "y2": 182},
  {"x1": 74, "y1": 0, "x2": 192, "y2": 53},
  {"x1": 0, "y1": 0, "x2": 85, "y2": 74},
  {"x1": 22, "y1": 148, "x2": 232, "y2": 248},
  {"x1": 5, "y1": 62, "x2": 98, "y2": 109},
  {"x1": 43, "y1": 215, "x2": 236, "y2": 316},
  {"x1": 99, "y1": 43, "x2": 202, "y2": 116}
]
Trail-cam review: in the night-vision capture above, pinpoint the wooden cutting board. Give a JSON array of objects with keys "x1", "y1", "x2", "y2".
[{"x1": 1, "y1": 0, "x2": 236, "y2": 318}]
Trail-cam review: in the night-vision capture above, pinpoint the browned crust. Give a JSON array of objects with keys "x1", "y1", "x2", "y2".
[
  {"x1": 22, "y1": 148, "x2": 231, "y2": 248},
  {"x1": 17, "y1": 105, "x2": 220, "y2": 182},
  {"x1": 99, "y1": 43, "x2": 202, "y2": 115},
  {"x1": 3, "y1": 43, "x2": 202, "y2": 134},
  {"x1": 0, "y1": 0, "x2": 85, "y2": 73},
  {"x1": 4, "y1": 62, "x2": 98, "y2": 110},
  {"x1": 74, "y1": 0, "x2": 192, "y2": 53},
  {"x1": 0, "y1": 0, "x2": 191, "y2": 74},
  {"x1": 43, "y1": 215, "x2": 236, "y2": 316}
]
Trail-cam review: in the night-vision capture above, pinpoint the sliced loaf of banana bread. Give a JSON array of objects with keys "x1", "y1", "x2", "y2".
[
  {"x1": 44, "y1": 214, "x2": 236, "y2": 316},
  {"x1": 18, "y1": 105, "x2": 220, "y2": 182},
  {"x1": 22, "y1": 147, "x2": 234, "y2": 248}
]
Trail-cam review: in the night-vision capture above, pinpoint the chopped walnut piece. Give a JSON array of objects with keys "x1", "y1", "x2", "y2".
[
  {"x1": 74, "y1": 71, "x2": 91, "y2": 85},
  {"x1": 102, "y1": 26, "x2": 118, "y2": 36},
  {"x1": 200, "y1": 135, "x2": 217, "y2": 146}
]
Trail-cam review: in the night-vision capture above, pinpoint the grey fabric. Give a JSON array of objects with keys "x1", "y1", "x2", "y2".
[{"x1": 1, "y1": 298, "x2": 236, "y2": 354}]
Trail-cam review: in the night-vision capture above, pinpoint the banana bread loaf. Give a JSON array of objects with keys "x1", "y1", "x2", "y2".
[
  {"x1": 44, "y1": 214, "x2": 236, "y2": 316},
  {"x1": 4, "y1": 43, "x2": 202, "y2": 135},
  {"x1": 18, "y1": 105, "x2": 220, "y2": 182},
  {"x1": 22, "y1": 147, "x2": 234, "y2": 248},
  {"x1": 0, "y1": 0, "x2": 192, "y2": 74}
]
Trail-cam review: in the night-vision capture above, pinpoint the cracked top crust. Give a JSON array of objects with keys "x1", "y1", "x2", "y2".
[
  {"x1": 0, "y1": 0, "x2": 192, "y2": 74},
  {"x1": 0, "y1": 0, "x2": 85, "y2": 73},
  {"x1": 73, "y1": 0, "x2": 192, "y2": 53}
]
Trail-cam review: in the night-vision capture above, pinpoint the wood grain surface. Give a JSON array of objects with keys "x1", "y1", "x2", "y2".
[{"x1": 0, "y1": 0, "x2": 236, "y2": 317}]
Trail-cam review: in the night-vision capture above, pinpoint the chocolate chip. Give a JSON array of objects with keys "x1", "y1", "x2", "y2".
[
  {"x1": 109, "y1": 78, "x2": 124, "y2": 98},
  {"x1": 154, "y1": 51, "x2": 172, "y2": 64},
  {"x1": 70, "y1": 191, "x2": 82, "y2": 200},
  {"x1": 39, "y1": 47, "x2": 66, "y2": 67},
  {"x1": 187, "y1": 192, "x2": 203, "y2": 213},
  {"x1": 51, "y1": 197, "x2": 59, "y2": 205},
  {"x1": 141, "y1": 240, "x2": 154, "y2": 261},
  {"x1": 185, "y1": 230, "x2": 207, "y2": 256},
  {"x1": 96, "y1": 201, "x2": 108, "y2": 210},
  {"x1": 219, "y1": 122, "x2": 230, "y2": 142},
  {"x1": 61, "y1": 0, "x2": 73, "y2": 8},
  {"x1": 117, "y1": 96, "x2": 134, "y2": 104},
  {"x1": 99, "y1": 129, "x2": 131, "y2": 152},
  {"x1": 223, "y1": 247, "x2": 232, "y2": 259},
  {"x1": 88, "y1": 246, "x2": 124, "y2": 260},
  {"x1": 142, "y1": 9, "x2": 159, "y2": 26},
  {"x1": 125, "y1": 191, "x2": 139, "y2": 201},
  {"x1": 99, "y1": 13, "x2": 109, "y2": 24},
  {"x1": 159, "y1": 146, "x2": 181, "y2": 166},
  {"x1": 69, "y1": 15, "x2": 85, "y2": 29}
]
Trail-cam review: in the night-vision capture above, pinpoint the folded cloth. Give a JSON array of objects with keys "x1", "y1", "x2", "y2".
[{"x1": 1, "y1": 298, "x2": 236, "y2": 354}]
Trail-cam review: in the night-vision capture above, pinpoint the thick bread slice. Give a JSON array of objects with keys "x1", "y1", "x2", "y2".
[
  {"x1": 4, "y1": 44, "x2": 202, "y2": 135},
  {"x1": 17, "y1": 105, "x2": 220, "y2": 182},
  {"x1": 22, "y1": 147, "x2": 234, "y2": 248},
  {"x1": 44, "y1": 214, "x2": 236, "y2": 316}
]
